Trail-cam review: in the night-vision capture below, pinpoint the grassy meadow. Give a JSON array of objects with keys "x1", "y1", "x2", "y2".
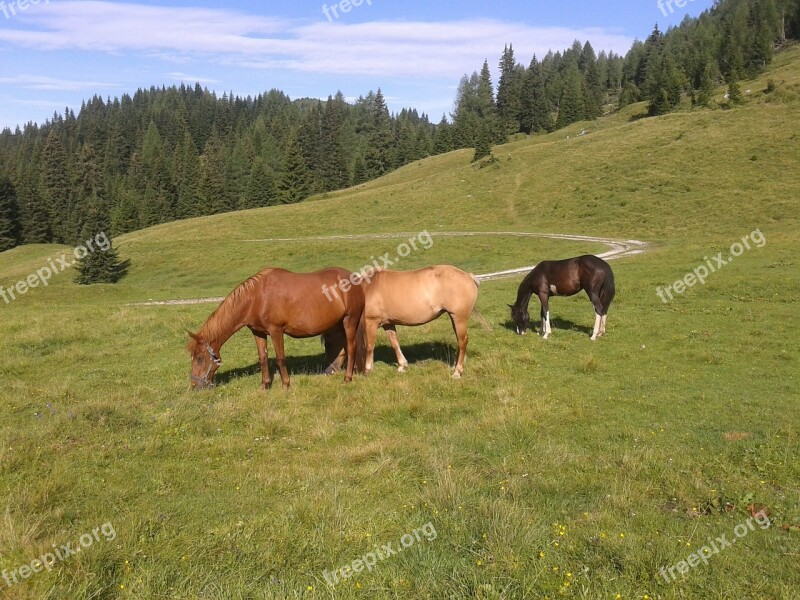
[{"x1": 1, "y1": 48, "x2": 800, "y2": 599}]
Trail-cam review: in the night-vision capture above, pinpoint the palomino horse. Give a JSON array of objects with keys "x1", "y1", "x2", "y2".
[
  {"x1": 187, "y1": 267, "x2": 364, "y2": 390},
  {"x1": 357, "y1": 265, "x2": 480, "y2": 378},
  {"x1": 509, "y1": 255, "x2": 615, "y2": 340}
]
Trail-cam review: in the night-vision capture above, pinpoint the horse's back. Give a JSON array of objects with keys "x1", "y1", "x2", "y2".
[
  {"x1": 250, "y1": 267, "x2": 364, "y2": 336},
  {"x1": 366, "y1": 265, "x2": 478, "y2": 325}
]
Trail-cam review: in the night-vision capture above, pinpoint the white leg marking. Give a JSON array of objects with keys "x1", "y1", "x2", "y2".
[
  {"x1": 543, "y1": 310, "x2": 551, "y2": 339},
  {"x1": 591, "y1": 313, "x2": 601, "y2": 340},
  {"x1": 600, "y1": 314, "x2": 607, "y2": 336}
]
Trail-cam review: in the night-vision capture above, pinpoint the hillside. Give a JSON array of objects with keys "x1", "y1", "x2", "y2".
[{"x1": 0, "y1": 46, "x2": 798, "y2": 600}]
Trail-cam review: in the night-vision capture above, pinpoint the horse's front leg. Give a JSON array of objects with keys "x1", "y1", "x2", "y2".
[
  {"x1": 539, "y1": 294, "x2": 552, "y2": 339},
  {"x1": 253, "y1": 333, "x2": 271, "y2": 389},
  {"x1": 363, "y1": 318, "x2": 380, "y2": 374},
  {"x1": 269, "y1": 330, "x2": 290, "y2": 390},
  {"x1": 383, "y1": 325, "x2": 409, "y2": 372}
]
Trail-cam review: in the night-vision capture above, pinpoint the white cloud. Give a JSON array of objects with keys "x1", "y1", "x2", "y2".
[
  {"x1": 165, "y1": 72, "x2": 220, "y2": 85},
  {"x1": 0, "y1": 74, "x2": 119, "y2": 91},
  {"x1": 0, "y1": 2, "x2": 633, "y2": 80}
]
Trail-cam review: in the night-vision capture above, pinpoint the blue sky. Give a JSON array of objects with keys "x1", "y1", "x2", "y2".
[{"x1": 0, "y1": 0, "x2": 715, "y2": 130}]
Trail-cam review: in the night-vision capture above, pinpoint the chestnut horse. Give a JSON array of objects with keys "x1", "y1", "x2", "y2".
[
  {"x1": 509, "y1": 255, "x2": 615, "y2": 340},
  {"x1": 187, "y1": 267, "x2": 364, "y2": 390},
  {"x1": 357, "y1": 265, "x2": 480, "y2": 378}
]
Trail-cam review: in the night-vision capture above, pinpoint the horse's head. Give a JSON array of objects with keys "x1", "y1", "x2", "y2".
[
  {"x1": 187, "y1": 331, "x2": 221, "y2": 389},
  {"x1": 508, "y1": 303, "x2": 530, "y2": 335}
]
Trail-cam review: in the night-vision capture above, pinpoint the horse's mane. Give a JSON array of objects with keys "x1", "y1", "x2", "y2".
[{"x1": 188, "y1": 270, "x2": 270, "y2": 351}]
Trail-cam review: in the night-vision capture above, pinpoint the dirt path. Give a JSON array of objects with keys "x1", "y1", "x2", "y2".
[{"x1": 131, "y1": 231, "x2": 647, "y2": 306}]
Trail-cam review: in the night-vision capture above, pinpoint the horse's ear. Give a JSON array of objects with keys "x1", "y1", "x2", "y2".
[
  {"x1": 507, "y1": 304, "x2": 514, "y2": 309},
  {"x1": 187, "y1": 330, "x2": 201, "y2": 342}
]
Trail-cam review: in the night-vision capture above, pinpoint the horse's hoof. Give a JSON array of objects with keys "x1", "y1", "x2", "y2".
[
  {"x1": 452, "y1": 371, "x2": 462, "y2": 379},
  {"x1": 397, "y1": 365, "x2": 408, "y2": 373}
]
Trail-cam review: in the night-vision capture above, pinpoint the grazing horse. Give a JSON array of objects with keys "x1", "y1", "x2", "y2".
[
  {"x1": 357, "y1": 265, "x2": 480, "y2": 378},
  {"x1": 509, "y1": 255, "x2": 615, "y2": 340},
  {"x1": 187, "y1": 267, "x2": 364, "y2": 390}
]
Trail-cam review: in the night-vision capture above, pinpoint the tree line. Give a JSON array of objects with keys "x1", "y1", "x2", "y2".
[
  {"x1": 1, "y1": 0, "x2": 799, "y2": 262},
  {"x1": 441, "y1": 0, "x2": 800, "y2": 159}
]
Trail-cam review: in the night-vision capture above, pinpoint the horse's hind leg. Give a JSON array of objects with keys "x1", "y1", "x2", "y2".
[
  {"x1": 323, "y1": 327, "x2": 346, "y2": 374},
  {"x1": 341, "y1": 314, "x2": 359, "y2": 383},
  {"x1": 587, "y1": 291, "x2": 603, "y2": 341},
  {"x1": 449, "y1": 313, "x2": 469, "y2": 379},
  {"x1": 363, "y1": 318, "x2": 380, "y2": 374},
  {"x1": 383, "y1": 325, "x2": 409, "y2": 372},
  {"x1": 253, "y1": 333, "x2": 271, "y2": 389}
]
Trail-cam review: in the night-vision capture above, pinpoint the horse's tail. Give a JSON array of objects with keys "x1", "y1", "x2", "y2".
[
  {"x1": 354, "y1": 310, "x2": 367, "y2": 374},
  {"x1": 471, "y1": 306, "x2": 492, "y2": 330},
  {"x1": 599, "y1": 263, "x2": 616, "y2": 314},
  {"x1": 466, "y1": 273, "x2": 490, "y2": 329}
]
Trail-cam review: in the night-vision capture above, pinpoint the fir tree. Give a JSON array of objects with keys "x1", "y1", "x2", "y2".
[
  {"x1": 472, "y1": 122, "x2": 492, "y2": 162},
  {"x1": 648, "y1": 54, "x2": 685, "y2": 115},
  {"x1": 0, "y1": 175, "x2": 20, "y2": 251},
  {"x1": 40, "y1": 129, "x2": 69, "y2": 243},
  {"x1": 278, "y1": 130, "x2": 311, "y2": 203},
  {"x1": 555, "y1": 65, "x2": 586, "y2": 128},
  {"x1": 74, "y1": 194, "x2": 128, "y2": 284}
]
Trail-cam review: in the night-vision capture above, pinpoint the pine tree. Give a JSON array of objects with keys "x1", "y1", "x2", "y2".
[
  {"x1": 520, "y1": 56, "x2": 552, "y2": 133},
  {"x1": 244, "y1": 158, "x2": 279, "y2": 208},
  {"x1": 496, "y1": 45, "x2": 524, "y2": 137},
  {"x1": 278, "y1": 130, "x2": 311, "y2": 203},
  {"x1": 648, "y1": 53, "x2": 685, "y2": 115},
  {"x1": 74, "y1": 194, "x2": 128, "y2": 284},
  {"x1": 727, "y1": 75, "x2": 744, "y2": 104},
  {"x1": 199, "y1": 128, "x2": 229, "y2": 214},
  {"x1": 472, "y1": 121, "x2": 492, "y2": 162},
  {"x1": 364, "y1": 89, "x2": 394, "y2": 178},
  {"x1": 433, "y1": 116, "x2": 454, "y2": 154},
  {"x1": 696, "y1": 61, "x2": 717, "y2": 107},
  {"x1": 0, "y1": 175, "x2": 20, "y2": 251},
  {"x1": 555, "y1": 65, "x2": 586, "y2": 128},
  {"x1": 40, "y1": 129, "x2": 69, "y2": 242}
]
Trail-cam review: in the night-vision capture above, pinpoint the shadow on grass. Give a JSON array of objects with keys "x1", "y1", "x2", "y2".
[
  {"x1": 213, "y1": 340, "x2": 462, "y2": 386},
  {"x1": 501, "y1": 318, "x2": 593, "y2": 336}
]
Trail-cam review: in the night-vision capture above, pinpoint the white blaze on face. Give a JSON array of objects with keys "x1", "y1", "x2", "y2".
[{"x1": 549, "y1": 284, "x2": 557, "y2": 294}]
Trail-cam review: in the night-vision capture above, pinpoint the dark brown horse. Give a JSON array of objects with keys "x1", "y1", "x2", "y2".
[
  {"x1": 187, "y1": 267, "x2": 365, "y2": 390},
  {"x1": 509, "y1": 255, "x2": 615, "y2": 340}
]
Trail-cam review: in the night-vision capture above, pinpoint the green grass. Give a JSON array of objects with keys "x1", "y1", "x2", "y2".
[{"x1": 1, "y1": 48, "x2": 799, "y2": 599}]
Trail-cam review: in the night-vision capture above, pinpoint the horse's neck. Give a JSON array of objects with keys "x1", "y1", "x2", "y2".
[
  {"x1": 514, "y1": 286, "x2": 533, "y2": 311},
  {"x1": 201, "y1": 295, "x2": 248, "y2": 349}
]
